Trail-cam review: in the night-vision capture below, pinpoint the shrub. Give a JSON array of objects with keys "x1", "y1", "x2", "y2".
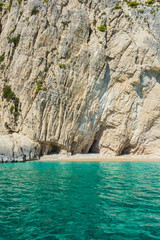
[
  {"x1": 0, "y1": 2, "x2": 4, "y2": 7},
  {"x1": 36, "y1": 81, "x2": 43, "y2": 92},
  {"x1": 0, "y1": 52, "x2": 5, "y2": 63},
  {"x1": 97, "y1": 25, "x2": 107, "y2": 32},
  {"x1": 7, "y1": 35, "x2": 20, "y2": 47},
  {"x1": 7, "y1": 4, "x2": 11, "y2": 11},
  {"x1": 14, "y1": 97, "x2": 19, "y2": 113},
  {"x1": 59, "y1": 63, "x2": 66, "y2": 69},
  {"x1": 61, "y1": 21, "x2": 71, "y2": 26},
  {"x1": 18, "y1": 11, "x2": 23, "y2": 20},
  {"x1": 114, "y1": 4, "x2": 121, "y2": 9},
  {"x1": 10, "y1": 105, "x2": 15, "y2": 114},
  {"x1": 0, "y1": 2, "x2": 5, "y2": 10},
  {"x1": 31, "y1": 6, "x2": 39, "y2": 16},
  {"x1": 3, "y1": 87, "x2": 20, "y2": 115},
  {"x1": 36, "y1": 81, "x2": 47, "y2": 92},
  {"x1": 145, "y1": 0, "x2": 154, "y2": 4},
  {"x1": 138, "y1": 9, "x2": 144, "y2": 13},
  {"x1": 10, "y1": 98, "x2": 19, "y2": 115},
  {"x1": 129, "y1": 1, "x2": 139, "y2": 8},
  {"x1": 2, "y1": 85, "x2": 15, "y2": 101}
]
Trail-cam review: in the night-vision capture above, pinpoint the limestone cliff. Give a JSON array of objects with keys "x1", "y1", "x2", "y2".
[{"x1": 0, "y1": 0, "x2": 160, "y2": 162}]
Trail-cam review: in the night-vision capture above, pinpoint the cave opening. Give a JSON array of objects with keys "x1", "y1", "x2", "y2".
[
  {"x1": 40, "y1": 143, "x2": 61, "y2": 156},
  {"x1": 120, "y1": 146, "x2": 131, "y2": 155},
  {"x1": 48, "y1": 145, "x2": 61, "y2": 155},
  {"x1": 88, "y1": 140, "x2": 99, "y2": 153}
]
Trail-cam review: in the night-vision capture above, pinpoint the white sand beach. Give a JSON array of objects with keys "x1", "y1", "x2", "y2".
[{"x1": 38, "y1": 154, "x2": 160, "y2": 162}]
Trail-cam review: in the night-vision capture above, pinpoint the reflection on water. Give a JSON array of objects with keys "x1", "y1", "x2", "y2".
[{"x1": 0, "y1": 161, "x2": 160, "y2": 239}]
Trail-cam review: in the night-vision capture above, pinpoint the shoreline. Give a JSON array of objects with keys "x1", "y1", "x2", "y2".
[
  {"x1": 1, "y1": 154, "x2": 160, "y2": 164},
  {"x1": 38, "y1": 153, "x2": 160, "y2": 162}
]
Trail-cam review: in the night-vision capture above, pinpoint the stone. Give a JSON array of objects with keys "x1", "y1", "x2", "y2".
[{"x1": 0, "y1": 134, "x2": 40, "y2": 163}]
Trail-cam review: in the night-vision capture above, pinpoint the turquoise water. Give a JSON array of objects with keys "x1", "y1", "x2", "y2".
[{"x1": 0, "y1": 162, "x2": 160, "y2": 240}]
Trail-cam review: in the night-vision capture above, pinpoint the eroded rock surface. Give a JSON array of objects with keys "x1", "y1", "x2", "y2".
[
  {"x1": 0, "y1": 133, "x2": 40, "y2": 162},
  {"x1": 0, "y1": 0, "x2": 160, "y2": 161}
]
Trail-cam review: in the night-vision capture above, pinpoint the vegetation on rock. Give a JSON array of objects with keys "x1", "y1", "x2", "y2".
[
  {"x1": 0, "y1": 52, "x2": 5, "y2": 63},
  {"x1": 2, "y1": 85, "x2": 15, "y2": 102},
  {"x1": 129, "y1": 1, "x2": 139, "y2": 8},
  {"x1": 7, "y1": 35, "x2": 20, "y2": 47},
  {"x1": 97, "y1": 25, "x2": 107, "y2": 32},
  {"x1": 31, "y1": 6, "x2": 39, "y2": 16}
]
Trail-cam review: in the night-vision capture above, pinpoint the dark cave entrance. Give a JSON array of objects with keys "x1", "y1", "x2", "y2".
[
  {"x1": 88, "y1": 140, "x2": 99, "y2": 153},
  {"x1": 119, "y1": 145, "x2": 131, "y2": 155},
  {"x1": 40, "y1": 143, "x2": 61, "y2": 156}
]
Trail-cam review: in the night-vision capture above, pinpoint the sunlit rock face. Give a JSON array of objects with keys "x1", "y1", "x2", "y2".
[{"x1": 0, "y1": 0, "x2": 160, "y2": 161}]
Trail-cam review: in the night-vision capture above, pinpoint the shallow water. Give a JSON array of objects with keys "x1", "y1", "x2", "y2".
[{"x1": 0, "y1": 161, "x2": 160, "y2": 240}]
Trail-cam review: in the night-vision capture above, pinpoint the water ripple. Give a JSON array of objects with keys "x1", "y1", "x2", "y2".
[{"x1": 0, "y1": 161, "x2": 160, "y2": 239}]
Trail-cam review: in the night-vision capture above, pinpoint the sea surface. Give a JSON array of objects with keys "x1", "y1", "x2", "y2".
[{"x1": 0, "y1": 161, "x2": 160, "y2": 240}]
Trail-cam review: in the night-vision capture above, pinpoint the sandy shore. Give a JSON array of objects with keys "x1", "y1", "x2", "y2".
[{"x1": 38, "y1": 153, "x2": 160, "y2": 162}]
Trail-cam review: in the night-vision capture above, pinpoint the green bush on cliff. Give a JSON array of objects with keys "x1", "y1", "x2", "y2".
[
  {"x1": 2, "y1": 85, "x2": 15, "y2": 101},
  {"x1": 138, "y1": 9, "x2": 144, "y2": 13},
  {"x1": 36, "y1": 81, "x2": 43, "y2": 92},
  {"x1": 31, "y1": 6, "x2": 39, "y2": 16},
  {"x1": 59, "y1": 63, "x2": 66, "y2": 69},
  {"x1": 7, "y1": 4, "x2": 12, "y2": 11},
  {"x1": 10, "y1": 99, "x2": 19, "y2": 115},
  {"x1": 145, "y1": 0, "x2": 154, "y2": 4},
  {"x1": 7, "y1": 35, "x2": 20, "y2": 47},
  {"x1": 0, "y1": 2, "x2": 5, "y2": 10},
  {"x1": 2, "y1": 86, "x2": 20, "y2": 115},
  {"x1": 97, "y1": 25, "x2": 107, "y2": 32},
  {"x1": 14, "y1": 98, "x2": 19, "y2": 114},
  {"x1": 0, "y1": 2, "x2": 4, "y2": 7},
  {"x1": 0, "y1": 52, "x2": 5, "y2": 63},
  {"x1": 114, "y1": 4, "x2": 121, "y2": 9},
  {"x1": 10, "y1": 105, "x2": 15, "y2": 114},
  {"x1": 129, "y1": 1, "x2": 139, "y2": 8}
]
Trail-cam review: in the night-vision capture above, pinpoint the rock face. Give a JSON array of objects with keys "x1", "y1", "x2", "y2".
[
  {"x1": 0, "y1": 133, "x2": 40, "y2": 162},
  {"x1": 0, "y1": 0, "x2": 160, "y2": 161}
]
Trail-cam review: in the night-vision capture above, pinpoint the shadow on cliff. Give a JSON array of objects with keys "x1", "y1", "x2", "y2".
[{"x1": 134, "y1": 69, "x2": 160, "y2": 99}]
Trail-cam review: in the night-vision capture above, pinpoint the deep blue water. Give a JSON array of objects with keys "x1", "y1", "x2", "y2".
[{"x1": 0, "y1": 161, "x2": 160, "y2": 240}]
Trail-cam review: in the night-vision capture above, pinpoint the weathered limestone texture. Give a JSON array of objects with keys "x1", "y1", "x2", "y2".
[
  {"x1": 0, "y1": 133, "x2": 40, "y2": 162},
  {"x1": 0, "y1": 0, "x2": 160, "y2": 161}
]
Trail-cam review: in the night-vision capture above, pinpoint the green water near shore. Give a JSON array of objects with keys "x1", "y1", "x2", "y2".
[{"x1": 0, "y1": 161, "x2": 160, "y2": 239}]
